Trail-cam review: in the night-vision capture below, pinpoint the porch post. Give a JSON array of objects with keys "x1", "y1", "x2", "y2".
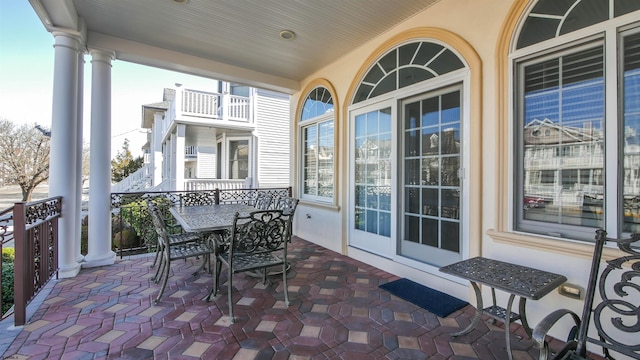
[
  {"x1": 75, "y1": 50, "x2": 86, "y2": 263},
  {"x1": 84, "y1": 49, "x2": 116, "y2": 268},
  {"x1": 49, "y1": 32, "x2": 81, "y2": 278},
  {"x1": 152, "y1": 116, "x2": 163, "y2": 186},
  {"x1": 175, "y1": 124, "x2": 186, "y2": 191}
]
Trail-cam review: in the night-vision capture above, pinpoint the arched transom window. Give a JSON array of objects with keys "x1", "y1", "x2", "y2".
[
  {"x1": 517, "y1": 0, "x2": 640, "y2": 49},
  {"x1": 353, "y1": 41, "x2": 465, "y2": 103}
]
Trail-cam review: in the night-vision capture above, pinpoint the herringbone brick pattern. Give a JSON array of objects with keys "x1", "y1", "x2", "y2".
[{"x1": 2, "y1": 238, "x2": 566, "y2": 359}]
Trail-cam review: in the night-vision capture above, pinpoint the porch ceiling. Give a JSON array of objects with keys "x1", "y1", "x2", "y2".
[{"x1": 30, "y1": 0, "x2": 442, "y2": 94}]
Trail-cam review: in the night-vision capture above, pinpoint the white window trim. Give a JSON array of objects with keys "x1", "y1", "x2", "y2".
[
  {"x1": 218, "y1": 135, "x2": 253, "y2": 181},
  {"x1": 298, "y1": 112, "x2": 335, "y2": 203}
]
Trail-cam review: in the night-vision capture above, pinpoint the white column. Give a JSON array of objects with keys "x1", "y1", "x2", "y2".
[
  {"x1": 49, "y1": 32, "x2": 81, "y2": 278},
  {"x1": 75, "y1": 51, "x2": 85, "y2": 263},
  {"x1": 152, "y1": 116, "x2": 163, "y2": 186},
  {"x1": 85, "y1": 49, "x2": 116, "y2": 268},
  {"x1": 175, "y1": 124, "x2": 186, "y2": 191}
]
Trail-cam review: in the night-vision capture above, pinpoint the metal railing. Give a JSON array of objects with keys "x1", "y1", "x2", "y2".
[
  {"x1": 1, "y1": 197, "x2": 61, "y2": 326},
  {"x1": 110, "y1": 187, "x2": 291, "y2": 258}
]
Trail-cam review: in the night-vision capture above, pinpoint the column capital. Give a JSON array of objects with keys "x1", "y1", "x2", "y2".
[
  {"x1": 89, "y1": 48, "x2": 116, "y2": 65},
  {"x1": 52, "y1": 31, "x2": 83, "y2": 52}
]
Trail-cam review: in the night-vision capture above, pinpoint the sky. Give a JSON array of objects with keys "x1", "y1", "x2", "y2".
[{"x1": 0, "y1": 2, "x2": 219, "y2": 157}]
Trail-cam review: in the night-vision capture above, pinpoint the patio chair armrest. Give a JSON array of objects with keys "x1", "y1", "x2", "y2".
[{"x1": 532, "y1": 309, "x2": 581, "y2": 360}]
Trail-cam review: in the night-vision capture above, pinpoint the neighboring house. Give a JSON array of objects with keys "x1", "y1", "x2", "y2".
[{"x1": 117, "y1": 81, "x2": 290, "y2": 192}]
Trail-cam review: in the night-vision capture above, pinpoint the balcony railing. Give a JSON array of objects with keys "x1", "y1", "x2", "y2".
[
  {"x1": 111, "y1": 164, "x2": 154, "y2": 193},
  {"x1": 185, "y1": 146, "x2": 197, "y2": 158},
  {"x1": 162, "y1": 88, "x2": 252, "y2": 137},
  {"x1": 183, "y1": 178, "x2": 250, "y2": 191},
  {"x1": 1, "y1": 197, "x2": 61, "y2": 326}
]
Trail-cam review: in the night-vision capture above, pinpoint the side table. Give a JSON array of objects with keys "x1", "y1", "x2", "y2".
[{"x1": 439, "y1": 257, "x2": 566, "y2": 360}]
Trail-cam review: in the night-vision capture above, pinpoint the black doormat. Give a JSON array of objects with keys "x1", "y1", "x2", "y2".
[{"x1": 379, "y1": 278, "x2": 468, "y2": 318}]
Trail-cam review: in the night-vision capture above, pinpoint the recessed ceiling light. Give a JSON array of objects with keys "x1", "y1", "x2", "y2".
[{"x1": 279, "y1": 30, "x2": 296, "y2": 40}]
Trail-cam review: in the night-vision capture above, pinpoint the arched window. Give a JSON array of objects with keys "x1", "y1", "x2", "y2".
[
  {"x1": 299, "y1": 86, "x2": 335, "y2": 201},
  {"x1": 353, "y1": 41, "x2": 465, "y2": 103},
  {"x1": 516, "y1": 0, "x2": 640, "y2": 49},
  {"x1": 512, "y1": 0, "x2": 640, "y2": 240},
  {"x1": 348, "y1": 38, "x2": 471, "y2": 267}
]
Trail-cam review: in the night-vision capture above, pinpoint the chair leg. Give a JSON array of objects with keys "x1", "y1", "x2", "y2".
[
  {"x1": 150, "y1": 247, "x2": 161, "y2": 269},
  {"x1": 206, "y1": 257, "x2": 221, "y2": 302},
  {"x1": 228, "y1": 271, "x2": 234, "y2": 323},
  {"x1": 155, "y1": 257, "x2": 171, "y2": 303},
  {"x1": 283, "y1": 261, "x2": 289, "y2": 306},
  {"x1": 153, "y1": 255, "x2": 165, "y2": 283}
]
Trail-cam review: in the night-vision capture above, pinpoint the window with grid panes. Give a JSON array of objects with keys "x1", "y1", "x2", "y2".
[{"x1": 514, "y1": 0, "x2": 640, "y2": 240}]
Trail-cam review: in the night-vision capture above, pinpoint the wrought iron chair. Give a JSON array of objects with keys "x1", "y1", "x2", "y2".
[
  {"x1": 207, "y1": 209, "x2": 291, "y2": 323},
  {"x1": 254, "y1": 192, "x2": 273, "y2": 210},
  {"x1": 274, "y1": 196, "x2": 299, "y2": 218},
  {"x1": 146, "y1": 199, "x2": 202, "y2": 271},
  {"x1": 147, "y1": 201, "x2": 215, "y2": 303},
  {"x1": 532, "y1": 229, "x2": 640, "y2": 360}
]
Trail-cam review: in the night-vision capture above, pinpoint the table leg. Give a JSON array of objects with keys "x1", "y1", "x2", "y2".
[
  {"x1": 518, "y1": 297, "x2": 532, "y2": 338},
  {"x1": 505, "y1": 294, "x2": 516, "y2": 360},
  {"x1": 451, "y1": 281, "x2": 482, "y2": 337}
]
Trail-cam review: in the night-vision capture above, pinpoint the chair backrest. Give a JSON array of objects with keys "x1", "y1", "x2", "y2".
[
  {"x1": 574, "y1": 229, "x2": 640, "y2": 359},
  {"x1": 274, "y1": 196, "x2": 299, "y2": 217},
  {"x1": 254, "y1": 193, "x2": 273, "y2": 210},
  {"x1": 229, "y1": 210, "x2": 288, "y2": 256},
  {"x1": 146, "y1": 200, "x2": 169, "y2": 247}
]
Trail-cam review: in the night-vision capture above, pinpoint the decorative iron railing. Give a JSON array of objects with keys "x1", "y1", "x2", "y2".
[
  {"x1": 110, "y1": 187, "x2": 291, "y2": 258},
  {"x1": 0, "y1": 197, "x2": 61, "y2": 326},
  {"x1": 0, "y1": 206, "x2": 15, "y2": 321}
]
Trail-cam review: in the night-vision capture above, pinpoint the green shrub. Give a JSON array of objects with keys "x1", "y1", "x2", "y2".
[
  {"x1": 112, "y1": 229, "x2": 140, "y2": 250},
  {"x1": 2, "y1": 261, "x2": 14, "y2": 315},
  {"x1": 2, "y1": 248, "x2": 15, "y2": 263}
]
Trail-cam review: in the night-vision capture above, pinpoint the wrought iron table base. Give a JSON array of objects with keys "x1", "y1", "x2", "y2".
[
  {"x1": 440, "y1": 257, "x2": 566, "y2": 360},
  {"x1": 452, "y1": 283, "x2": 532, "y2": 360}
]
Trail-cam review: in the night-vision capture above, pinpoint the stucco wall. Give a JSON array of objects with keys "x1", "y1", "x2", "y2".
[{"x1": 290, "y1": 0, "x2": 637, "y2": 347}]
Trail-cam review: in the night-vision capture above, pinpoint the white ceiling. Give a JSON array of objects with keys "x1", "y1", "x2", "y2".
[{"x1": 31, "y1": 0, "x2": 441, "y2": 93}]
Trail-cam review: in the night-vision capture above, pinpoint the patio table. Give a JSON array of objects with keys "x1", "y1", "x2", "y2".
[
  {"x1": 439, "y1": 257, "x2": 566, "y2": 360},
  {"x1": 169, "y1": 203, "x2": 278, "y2": 279},
  {"x1": 169, "y1": 203, "x2": 256, "y2": 232}
]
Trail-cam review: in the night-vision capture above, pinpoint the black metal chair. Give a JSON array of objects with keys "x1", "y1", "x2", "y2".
[
  {"x1": 254, "y1": 192, "x2": 273, "y2": 210},
  {"x1": 146, "y1": 199, "x2": 202, "y2": 271},
  {"x1": 532, "y1": 229, "x2": 640, "y2": 360},
  {"x1": 207, "y1": 209, "x2": 291, "y2": 323},
  {"x1": 148, "y1": 201, "x2": 215, "y2": 303}
]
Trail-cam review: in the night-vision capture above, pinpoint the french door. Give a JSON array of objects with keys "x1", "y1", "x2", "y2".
[
  {"x1": 399, "y1": 87, "x2": 463, "y2": 266},
  {"x1": 349, "y1": 100, "x2": 396, "y2": 256}
]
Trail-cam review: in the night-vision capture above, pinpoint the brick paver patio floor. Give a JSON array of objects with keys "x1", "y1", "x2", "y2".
[{"x1": 1, "y1": 237, "x2": 566, "y2": 359}]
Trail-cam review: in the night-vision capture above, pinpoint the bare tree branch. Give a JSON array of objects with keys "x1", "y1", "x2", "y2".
[{"x1": 0, "y1": 118, "x2": 50, "y2": 201}]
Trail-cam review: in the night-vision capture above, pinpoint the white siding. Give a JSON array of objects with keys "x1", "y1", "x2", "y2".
[
  {"x1": 254, "y1": 89, "x2": 290, "y2": 187},
  {"x1": 196, "y1": 146, "x2": 216, "y2": 178}
]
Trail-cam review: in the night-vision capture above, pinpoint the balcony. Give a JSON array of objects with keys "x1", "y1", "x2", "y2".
[{"x1": 160, "y1": 88, "x2": 252, "y2": 138}]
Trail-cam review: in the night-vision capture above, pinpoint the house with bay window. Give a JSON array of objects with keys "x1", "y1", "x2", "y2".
[
  {"x1": 137, "y1": 82, "x2": 290, "y2": 192},
  {"x1": 29, "y1": 0, "x2": 640, "y2": 356}
]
